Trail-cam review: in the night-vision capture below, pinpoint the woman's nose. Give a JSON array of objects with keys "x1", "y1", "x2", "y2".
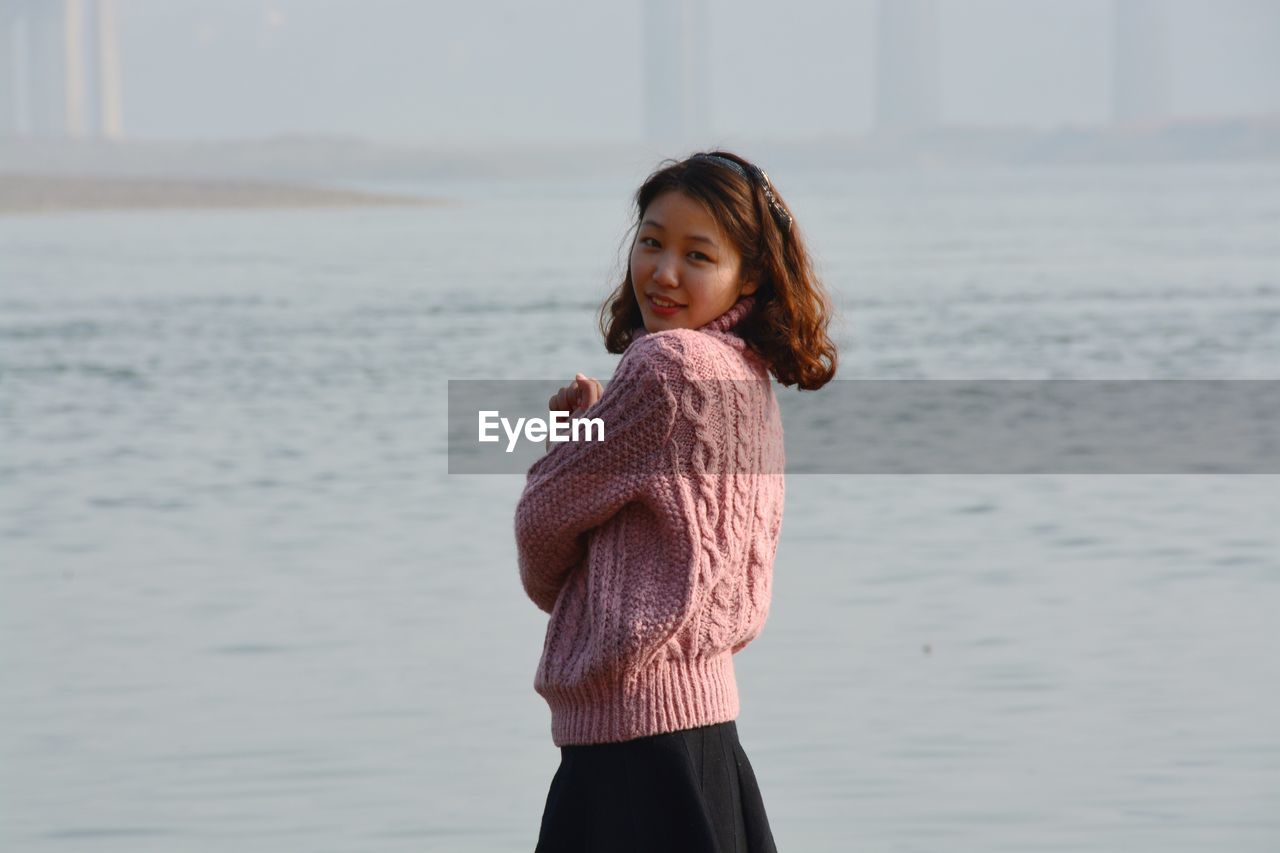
[{"x1": 652, "y1": 256, "x2": 678, "y2": 286}]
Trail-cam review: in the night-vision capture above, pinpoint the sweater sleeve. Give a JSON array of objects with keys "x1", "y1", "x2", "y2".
[{"x1": 514, "y1": 336, "x2": 683, "y2": 613}]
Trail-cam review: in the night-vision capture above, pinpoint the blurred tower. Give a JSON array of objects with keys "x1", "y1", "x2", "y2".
[
  {"x1": 24, "y1": 0, "x2": 79, "y2": 136},
  {"x1": 93, "y1": 0, "x2": 123, "y2": 138},
  {"x1": 0, "y1": 0, "x2": 27, "y2": 135},
  {"x1": 1112, "y1": 0, "x2": 1170, "y2": 122},
  {"x1": 0, "y1": 0, "x2": 121, "y2": 139},
  {"x1": 643, "y1": 0, "x2": 709, "y2": 147},
  {"x1": 875, "y1": 0, "x2": 940, "y2": 131}
]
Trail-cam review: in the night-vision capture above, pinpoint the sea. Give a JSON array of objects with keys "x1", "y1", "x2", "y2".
[{"x1": 2, "y1": 160, "x2": 1279, "y2": 851}]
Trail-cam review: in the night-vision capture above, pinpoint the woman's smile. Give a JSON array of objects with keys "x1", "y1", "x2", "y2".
[{"x1": 647, "y1": 293, "x2": 685, "y2": 315}]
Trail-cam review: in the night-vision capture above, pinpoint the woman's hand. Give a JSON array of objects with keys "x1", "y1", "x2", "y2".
[
  {"x1": 546, "y1": 373, "x2": 603, "y2": 450},
  {"x1": 548, "y1": 373, "x2": 603, "y2": 417}
]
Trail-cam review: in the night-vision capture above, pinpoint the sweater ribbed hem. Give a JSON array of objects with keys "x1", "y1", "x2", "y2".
[{"x1": 540, "y1": 653, "x2": 740, "y2": 746}]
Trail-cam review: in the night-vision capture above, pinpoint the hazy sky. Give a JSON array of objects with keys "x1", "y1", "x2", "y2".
[{"x1": 106, "y1": 0, "x2": 1280, "y2": 141}]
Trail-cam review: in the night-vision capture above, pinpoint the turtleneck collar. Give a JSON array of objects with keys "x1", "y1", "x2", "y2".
[{"x1": 633, "y1": 295, "x2": 755, "y2": 344}]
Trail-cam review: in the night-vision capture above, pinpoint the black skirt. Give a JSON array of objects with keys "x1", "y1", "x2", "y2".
[{"x1": 534, "y1": 720, "x2": 778, "y2": 853}]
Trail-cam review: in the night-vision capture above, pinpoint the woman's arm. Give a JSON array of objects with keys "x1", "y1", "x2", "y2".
[{"x1": 514, "y1": 338, "x2": 681, "y2": 613}]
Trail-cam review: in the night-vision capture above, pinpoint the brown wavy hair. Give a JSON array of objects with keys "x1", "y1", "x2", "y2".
[{"x1": 599, "y1": 150, "x2": 837, "y2": 390}]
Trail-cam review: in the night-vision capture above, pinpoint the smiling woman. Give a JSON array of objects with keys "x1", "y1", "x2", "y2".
[
  {"x1": 519, "y1": 150, "x2": 837, "y2": 853},
  {"x1": 600, "y1": 151, "x2": 836, "y2": 390},
  {"x1": 631, "y1": 190, "x2": 759, "y2": 332}
]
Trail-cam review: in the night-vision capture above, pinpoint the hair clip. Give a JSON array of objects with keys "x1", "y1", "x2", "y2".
[{"x1": 756, "y1": 171, "x2": 794, "y2": 235}]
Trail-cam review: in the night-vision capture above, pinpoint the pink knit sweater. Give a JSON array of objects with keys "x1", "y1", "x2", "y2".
[{"x1": 515, "y1": 297, "x2": 785, "y2": 746}]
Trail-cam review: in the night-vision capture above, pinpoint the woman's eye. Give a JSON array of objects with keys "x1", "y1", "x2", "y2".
[
  {"x1": 689, "y1": 251, "x2": 711, "y2": 261},
  {"x1": 640, "y1": 237, "x2": 660, "y2": 248}
]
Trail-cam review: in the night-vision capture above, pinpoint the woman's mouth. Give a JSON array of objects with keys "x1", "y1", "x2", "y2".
[{"x1": 648, "y1": 294, "x2": 684, "y2": 316}]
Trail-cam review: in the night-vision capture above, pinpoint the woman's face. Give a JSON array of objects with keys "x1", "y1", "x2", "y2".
[{"x1": 630, "y1": 190, "x2": 757, "y2": 333}]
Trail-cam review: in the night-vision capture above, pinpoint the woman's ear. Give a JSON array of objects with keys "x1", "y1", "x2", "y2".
[{"x1": 740, "y1": 278, "x2": 759, "y2": 297}]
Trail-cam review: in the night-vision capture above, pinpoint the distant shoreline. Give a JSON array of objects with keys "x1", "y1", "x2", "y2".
[
  {"x1": 0, "y1": 173, "x2": 442, "y2": 215},
  {"x1": 2, "y1": 117, "x2": 1277, "y2": 189}
]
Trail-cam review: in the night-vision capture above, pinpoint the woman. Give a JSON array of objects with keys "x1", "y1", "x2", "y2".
[{"x1": 516, "y1": 151, "x2": 837, "y2": 852}]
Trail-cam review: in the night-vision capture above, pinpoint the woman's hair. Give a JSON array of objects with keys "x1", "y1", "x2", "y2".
[{"x1": 599, "y1": 150, "x2": 837, "y2": 390}]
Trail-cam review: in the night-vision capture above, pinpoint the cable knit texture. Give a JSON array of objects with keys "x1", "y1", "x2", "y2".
[{"x1": 515, "y1": 296, "x2": 785, "y2": 746}]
